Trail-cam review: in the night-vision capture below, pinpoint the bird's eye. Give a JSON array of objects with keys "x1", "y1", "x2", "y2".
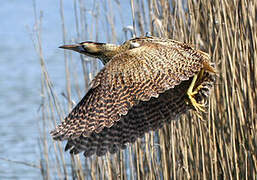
[
  {"x1": 145, "y1": 32, "x2": 152, "y2": 37},
  {"x1": 81, "y1": 43, "x2": 101, "y2": 53},
  {"x1": 129, "y1": 42, "x2": 140, "y2": 49}
]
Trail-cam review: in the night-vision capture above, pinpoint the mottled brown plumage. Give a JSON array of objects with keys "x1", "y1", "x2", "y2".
[{"x1": 51, "y1": 35, "x2": 216, "y2": 157}]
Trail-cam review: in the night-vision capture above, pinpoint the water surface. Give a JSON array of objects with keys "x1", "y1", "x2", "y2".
[{"x1": 0, "y1": 0, "x2": 133, "y2": 179}]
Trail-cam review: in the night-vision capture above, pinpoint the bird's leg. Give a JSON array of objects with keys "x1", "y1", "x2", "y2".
[{"x1": 187, "y1": 69, "x2": 205, "y2": 112}]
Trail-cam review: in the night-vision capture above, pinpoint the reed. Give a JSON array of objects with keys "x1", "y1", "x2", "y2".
[{"x1": 35, "y1": 0, "x2": 257, "y2": 179}]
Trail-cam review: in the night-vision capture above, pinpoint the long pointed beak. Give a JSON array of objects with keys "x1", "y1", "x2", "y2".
[{"x1": 59, "y1": 44, "x2": 85, "y2": 53}]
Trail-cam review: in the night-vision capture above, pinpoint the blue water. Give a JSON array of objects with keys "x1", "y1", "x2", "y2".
[{"x1": 0, "y1": 0, "x2": 136, "y2": 179}]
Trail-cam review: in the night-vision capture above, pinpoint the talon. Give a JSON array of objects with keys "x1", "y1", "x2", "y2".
[
  {"x1": 188, "y1": 94, "x2": 205, "y2": 112},
  {"x1": 187, "y1": 70, "x2": 206, "y2": 112}
]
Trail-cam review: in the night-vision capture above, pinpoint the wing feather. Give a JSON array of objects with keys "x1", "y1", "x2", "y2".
[{"x1": 64, "y1": 78, "x2": 194, "y2": 156}]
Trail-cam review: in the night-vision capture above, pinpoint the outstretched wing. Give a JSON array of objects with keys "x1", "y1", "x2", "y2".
[
  {"x1": 64, "y1": 78, "x2": 193, "y2": 156},
  {"x1": 62, "y1": 71, "x2": 216, "y2": 157},
  {"x1": 51, "y1": 41, "x2": 207, "y2": 140}
]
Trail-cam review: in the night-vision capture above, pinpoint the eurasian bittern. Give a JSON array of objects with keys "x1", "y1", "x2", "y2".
[{"x1": 51, "y1": 35, "x2": 216, "y2": 157}]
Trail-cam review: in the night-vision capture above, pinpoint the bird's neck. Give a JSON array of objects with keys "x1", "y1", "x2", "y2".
[{"x1": 98, "y1": 44, "x2": 120, "y2": 65}]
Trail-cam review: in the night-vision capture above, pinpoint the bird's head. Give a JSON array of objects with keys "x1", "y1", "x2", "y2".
[
  {"x1": 59, "y1": 41, "x2": 119, "y2": 65},
  {"x1": 59, "y1": 38, "x2": 145, "y2": 65}
]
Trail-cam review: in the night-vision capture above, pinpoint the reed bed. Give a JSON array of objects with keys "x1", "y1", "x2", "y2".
[{"x1": 35, "y1": 0, "x2": 257, "y2": 179}]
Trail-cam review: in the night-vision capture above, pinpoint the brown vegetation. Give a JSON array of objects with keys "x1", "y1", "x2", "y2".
[{"x1": 35, "y1": 0, "x2": 256, "y2": 179}]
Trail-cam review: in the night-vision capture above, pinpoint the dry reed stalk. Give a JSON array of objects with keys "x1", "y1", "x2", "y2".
[{"x1": 35, "y1": 0, "x2": 257, "y2": 179}]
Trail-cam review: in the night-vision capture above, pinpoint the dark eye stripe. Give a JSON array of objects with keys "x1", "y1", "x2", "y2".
[{"x1": 80, "y1": 41, "x2": 106, "y2": 45}]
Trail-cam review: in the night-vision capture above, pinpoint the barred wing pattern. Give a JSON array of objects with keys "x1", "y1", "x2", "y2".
[
  {"x1": 51, "y1": 38, "x2": 215, "y2": 157},
  {"x1": 66, "y1": 71, "x2": 215, "y2": 157},
  {"x1": 65, "y1": 80, "x2": 192, "y2": 156}
]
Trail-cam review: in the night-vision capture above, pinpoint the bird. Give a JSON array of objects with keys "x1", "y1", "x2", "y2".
[{"x1": 50, "y1": 35, "x2": 216, "y2": 157}]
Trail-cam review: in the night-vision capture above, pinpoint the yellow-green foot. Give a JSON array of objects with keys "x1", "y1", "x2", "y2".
[{"x1": 187, "y1": 72, "x2": 206, "y2": 112}]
